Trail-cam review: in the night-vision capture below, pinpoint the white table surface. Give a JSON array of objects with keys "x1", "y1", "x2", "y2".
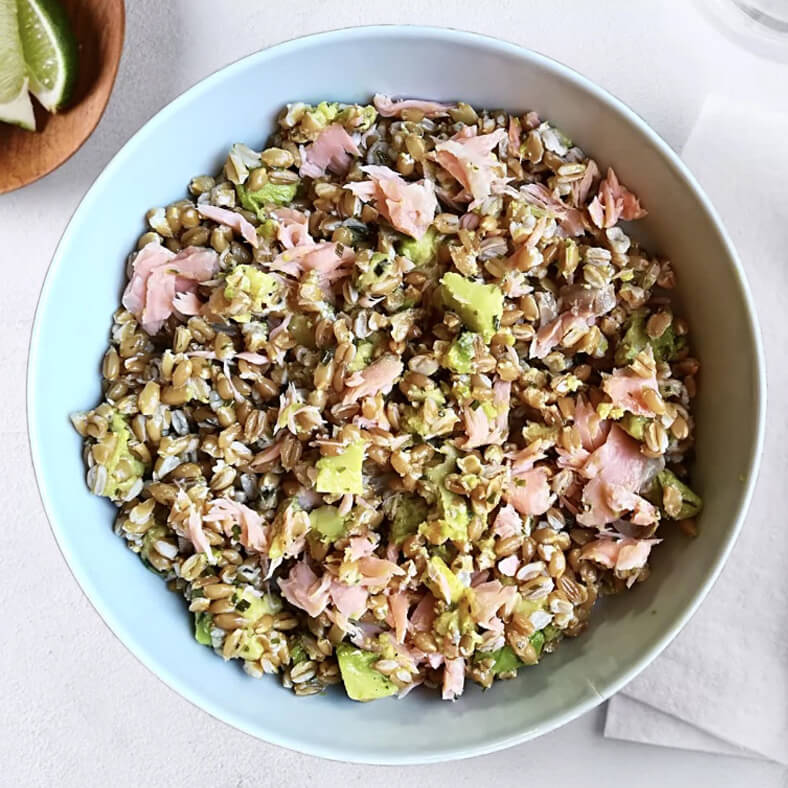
[{"x1": 2, "y1": 1, "x2": 787, "y2": 785}]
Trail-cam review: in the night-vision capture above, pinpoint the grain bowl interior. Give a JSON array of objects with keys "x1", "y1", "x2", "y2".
[{"x1": 71, "y1": 93, "x2": 702, "y2": 703}]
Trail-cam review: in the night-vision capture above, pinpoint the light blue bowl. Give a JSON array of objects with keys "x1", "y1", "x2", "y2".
[{"x1": 28, "y1": 26, "x2": 765, "y2": 764}]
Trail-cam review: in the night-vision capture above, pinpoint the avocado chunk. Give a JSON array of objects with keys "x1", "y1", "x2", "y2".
[
  {"x1": 224, "y1": 265, "x2": 282, "y2": 322},
  {"x1": 398, "y1": 226, "x2": 441, "y2": 266},
  {"x1": 101, "y1": 413, "x2": 147, "y2": 501},
  {"x1": 620, "y1": 412, "x2": 649, "y2": 440},
  {"x1": 445, "y1": 331, "x2": 477, "y2": 374},
  {"x1": 434, "y1": 600, "x2": 476, "y2": 639},
  {"x1": 388, "y1": 494, "x2": 429, "y2": 545},
  {"x1": 348, "y1": 340, "x2": 374, "y2": 372},
  {"x1": 315, "y1": 440, "x2": 366, "y2": 495},
  {"x1": 615, "y1": 309, "x2": 686, "y2": 366},
  {"x1": 290, "y1": 640, "x2": 309, "y2": 665},
  {"x1": 401, "y1": 405, "x2": 430, "y2": 438},
  {"x1": 487, "y1": 644, "x2": 522, "y2": 675},
  {"x1": 237, "y1": 182, "x2": 299, "y2": 219},
  {"x1": 440, "y1": 272, "x2": 504, "y2": 343},
  {"x1": 336, "y1": 104, "x2": 377, "y2": 132},
  {"x1": 347, "y1": 333, "x2": 384, "y2": 372},
  {"x1": 355, "y1": 252, "x2": 393, "y2": 294},
  {"x1": 233, "y1": 587, "x2": 281, "y2": 623},
  {"x1": 423, "y1": 447, "x2": 470, "y2": 542},
  {"x1": 542, "y1": 624, "x2": 560, "y2": 643},
  {"x1": 529, "y1": 630, "x2": 546, "y2": 658},
  {"x1": 231, "y1": 590, "x2": 282, "y2": 658},
  {"x1": 306, "y1": 101, "x2": 340, "y2": 130},
  {"x1": 657, "y1": 469, "x2": 703, "y2": 518},
  {"x1": 194, "y1": 612, "x2": 213, "y2": 646},
  {"x1": 336, "y1": 643, "x2": 397, "y2": 702},
  {"x1": 423, "y1": 555, "x2": 466, "y2": 604},
  {"x1": 521, "y1": 422, "x2": 560, "y2": 444},
  {"x1": 419, "y1": 490, "x2": 470, "y2": 543},
  {"x1": 309, "y1": 505, "x2": 347, "y2": 542},
  {"x1": 238, "y1": 633, "x2": 265, "y2": 661}
]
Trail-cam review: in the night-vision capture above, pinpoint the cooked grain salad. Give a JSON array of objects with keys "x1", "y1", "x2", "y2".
[{"x1": 72, "y1": 94, "x2": 703, "y2": 701}]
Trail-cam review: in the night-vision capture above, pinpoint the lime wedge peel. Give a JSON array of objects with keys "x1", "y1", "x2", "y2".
[
  {"x1": 17, "y1": 0, "x2": 78, "y2": 112},
  {"x1": 0, "y1": 0, "x2": 35, "y2": 129}
]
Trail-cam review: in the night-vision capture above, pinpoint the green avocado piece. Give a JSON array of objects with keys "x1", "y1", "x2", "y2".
[
  {"x1": 620, "y1": 413, "x2": 650, "y2": 440},
  {"x1": 434, "y1": 604, "x2": 476, "y2": 638},
  {"x1": 348, "y1": 340, "x2": 374, "y2": 372},
  {"x1": 336, "y1": 643, "x2": 397, "y2": 702},
  {"x1": 486, "y1": 644, "x2": 522, "y2": 675},
  {"x1": 194, "y1": 612, "x2": 213, "y2": 646},
  {"x1": 336, "y1": 104, "x2": 377, "y2": 132},
  {"x1": 421, "y1": 491, "x2": 470, "y2": 543},
  {"x1": 426, "y1": 445, "x2": 459, "y2": 484},
  {"x1": 529, "y1": 630, "x2": 546, "y2": 658},
  {"x1": 424, "y1": 555, "x2": 466, "y2": 604},
  {"x1": 657, "y1": 469, "x2": 703, "y2": 518},
  {"x1": 389, "y1": 494, "x2": 429, "y2": 545},
  {"x1": 224, "y1": 265, "x2": 282, "y2": 322},
  {"x1": 440, "y1": 272, "x2": 504, "y2": 343},
  {"x1": 402, "y1": 405, "x2": 429, "y2": 438},
  {"x1": 236, "y1": 592, "x2": 283, "y2": 659},
  {"x1": 405, "y1": 383, "x2": 445, "y2": 405},
  {"x1": 542, "y1": 624, "x2": 560, "y2": 643},
  {"x1": 355, "y1": 252, "x2": 392, "y2": 294},
  {"x1": 398, "y1": 226, "x2": 441, "y2": 266},
  {"x1": 348, "y1": 332, "x2": 385, "y2": 372},
  {"x1": 290, "y1": 641, "x2": 309, "y2": 665},
  {"x1": 102, "y1": 413, "x2": 147, "y2": 501},
  {"x1": 309, "y1": 505, "x2": 347, "y2": 542},
  {"x1": 233, "y1": 587, "x2": 281, "y2": 623},
  {"x1": 315, "y1": 440, "x2": 366, "y2": 495},
  {"x1": 521, "y1": 422, "x2": 560, "y2": 444},
  {"x1": 445, "y1": 331, "x2": 477, "y2": 374},
  {"x1": 238, "y1": 633, "x2": 265, "y2": 661},
  {"x1": 615, "y1": 309, "x2": 686, "y2": 366},
  {"x1": 424, "y1": 447, "x2": 470, "y2": 542},
  {"x1": 306, "y1": 101, "x2": 340, "y2": 129},
  {"x1": 236, "y1": 182, "x2": 299, "y2": 219}
]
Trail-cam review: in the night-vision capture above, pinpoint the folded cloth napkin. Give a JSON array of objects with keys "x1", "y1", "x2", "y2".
[{"x1": 604, "y1": 96, "x2": 788, "y2": 765}]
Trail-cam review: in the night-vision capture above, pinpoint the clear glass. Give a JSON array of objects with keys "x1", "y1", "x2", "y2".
[
  {"x1": 733, "y1": 0, "x2": 788, "y2": 30},
  {"x1": 697, "y1": 0, "x2": 788, "y2": 60}
]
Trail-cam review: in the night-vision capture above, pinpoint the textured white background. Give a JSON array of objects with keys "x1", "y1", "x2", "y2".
[{"x1": 1, "y1": 1, "x2": 787, "y2": 785}]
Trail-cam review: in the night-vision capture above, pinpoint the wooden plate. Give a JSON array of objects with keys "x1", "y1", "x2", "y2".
[{"x1": 0, "y1": 0, "x2": 125, "y2": 195}]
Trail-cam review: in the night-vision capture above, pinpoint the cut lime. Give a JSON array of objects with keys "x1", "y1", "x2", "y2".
[
  {"x1": 17, "y1": 0, "x2": 77, "y2": 112},
  {"x1": 0, "y1": 0, "x2": 35, "y2": 129},
  {"x1": 0, "y1": 77, "x2": 35, "y2": 129}
]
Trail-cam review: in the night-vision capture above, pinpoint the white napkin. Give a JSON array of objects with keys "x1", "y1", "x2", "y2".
[{"x1": 604, "y1": 96, "x2": 788, "y2": 765}]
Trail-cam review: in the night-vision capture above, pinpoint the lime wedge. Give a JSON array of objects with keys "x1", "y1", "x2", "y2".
[
  {"x1": 17, "y1": 0, "x2": 77, "y2": 112},
  {"x1": 0, "y1": 0, "x2": 35, "y2": 129}
]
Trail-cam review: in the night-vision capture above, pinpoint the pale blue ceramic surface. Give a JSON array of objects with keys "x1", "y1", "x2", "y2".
[{"x1": 28, "y1": 27, "x2": 765, "y2": 764}]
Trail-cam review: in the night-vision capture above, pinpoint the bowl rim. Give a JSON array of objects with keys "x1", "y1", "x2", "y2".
[{"x1": 27, "y1": 24, "x2": 767, "y2": 765}]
